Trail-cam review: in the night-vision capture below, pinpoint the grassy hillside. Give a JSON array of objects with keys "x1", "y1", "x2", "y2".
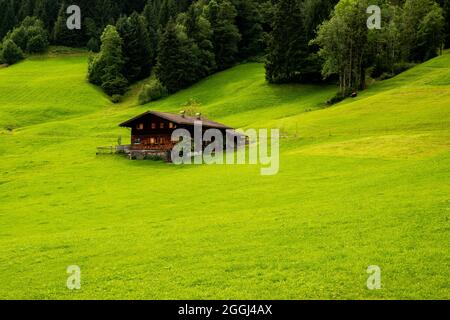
[{"x1": 0, "y1": 50, "x2": 449, "y2": 299}]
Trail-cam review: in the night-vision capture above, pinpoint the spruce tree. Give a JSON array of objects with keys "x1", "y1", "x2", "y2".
[
  {"x1": 53, "y1": 2, "x2": 84, "y2": 46},
  {"x1": 232, "y1": 0, "x2": 264, "y2": 59},
  {"x1": 300, "y1": 0, "x2": 339, "y2": 81},
  {"x1": 158, "y1": 0, "x2": 177, "y2": 27},
  {"x1": 88, "y1": 25, "x2": 128, "y2": 96},
  {"x1": 265, "y1": 0, "x2": 309, "y2": 83},
  {"x1": 0, "y1": 0, "x2": 18, "y2": 40},
  {"x1": 18, "y1": 0, "x2": 35, "y2": 22},
  {"x1": 33, "y1": 0, "x2": 50, "y2": 29},
  {"x1": 116, "y1": 12, "x2": 153, "y2": 82},
  {"x1": 143, "y1": 0, "x2": 163, "y2": 28},
  {"x1": 206, "y1": 0, "x2": 241, "y2": 70},
  {"x1": 184, "y1": 2, "x2": 216, "y2": 78},
  {"x1": 142, "y1": 1, "x2": 160, "y2": 64},
  {"x1": 89, "y1": 0, "x2": 119, "y2": 31},
  {"x1": 155, "y1": 19, "x2": 197, "y2": 92}
]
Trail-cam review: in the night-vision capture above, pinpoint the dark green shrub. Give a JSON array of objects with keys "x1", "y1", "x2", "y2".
[
  {"x1": 87, "y1": 37, "x2": 100, "y2": 53},
  {"x1": 327, "y1": 89, "x2": 353, "y2": 105},
  {"x1": 138, "y1": 79, "x2": 168, "y2": 105},
  {"x1": 87, "y1": 54, "x2": 104, "y2": 86},
  {"x1": 101, "y1": 75, "x2": 128, "y2": 96},
  {"x1": 1, "y1": 17, "x2": 49, "y2": 60},
  {"x1": 1, "y1": 40, "x2": 24, "y2": 65},
  {"x1": 379, "y1": 72, "x2": 395, "y2": 81},
  {"x1": 376, "y1": 62, "x2": 416, "y2": 81},
  {"x1": 6, "y1": 27, "x2": 28, "y2": 50},
  {"x1": 26, "y1": 34, "x2": 48, "y2": 53},
  {"x1": 392, "y1": 62, "x2": 416, "y2": 76},
  {"x1": 144, "y1": 154, "x2": 165, "y2": 161},
  {"x1": 111, "y1": 94, "x2": 123, "y2": 103}
]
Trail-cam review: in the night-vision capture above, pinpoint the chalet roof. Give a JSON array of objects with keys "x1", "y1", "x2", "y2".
[{"x1": 119, "y1": 110, "x2": 234, "y2": 130}]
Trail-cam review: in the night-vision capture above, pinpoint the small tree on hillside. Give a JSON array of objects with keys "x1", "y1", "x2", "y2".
[
  {"x1": 27, "y1": 34, "x2": 48, "y2": 53},
  {"x1": 4, "y1": 17, "x2": 49, "y2": 54},
  {"x1": 1, "y1": 39, "x2": 24, "y2": 65},
  {"x1": 88, "y1": 25, "x2": 128, "y2": 96}
]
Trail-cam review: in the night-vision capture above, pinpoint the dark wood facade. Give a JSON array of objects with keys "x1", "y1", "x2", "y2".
[
  {"x1": 119, "y1": 111, "x2": 235, "y2": 153},
  {"x1": 129, "y1": 115, "x2": 178, "y2": 151}
]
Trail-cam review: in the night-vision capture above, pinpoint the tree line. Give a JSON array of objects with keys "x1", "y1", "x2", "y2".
[
  {"x1": 268, "y1": 0, "x2": 448, "y2": 101},
  {"x1": 88, "y1": 0, "x2": 268, "y2": 99},
  {"x1": 0, "y1": 0, "x2": 449, "y2": 102}
]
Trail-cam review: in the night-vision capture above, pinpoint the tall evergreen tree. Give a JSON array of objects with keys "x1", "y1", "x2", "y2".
[
  {"x1": 155, "y1": 19, "x2": 197, "y2": 92},
  {"x1": 120, "y1": 0, "x2": 147, "y2": 15},
  {"x1": 53, "y1": 2, "x2": 84, "y2": 46},
  {"x1": 0, "y1": 0, "x2": 18, "y2": 40},
  {"x1": 183, "y1": 2, "x2": 216, "y2": 78},
  {"x1": 206, "y1": 0, "x2": 241, "y2": 70},
  {"x1": 18, "y1": 0, "x2": 35, "y2": 21},
  {"x1": 142, "y1": 0, "x2": 160, "y2": 64},
  {"x1": 89, "y1": 0, "x2": 120, "y2": 30},
  {"x1": 33, "y1": 0, "x2": 60, "y2": 30},
  {"x1": 143, "y1": 0, "x2": 163, "y2": 27},
  {"x1": 258, "y1": 0, "x2": 275, "y2": 35},
  {"x1": 232, "y1": 0, "x2": 264, "y2": 59},
  {"x1": 300, "y1": 0, "x2": 339, "y2": 81},
  {"x1": 177, "y1": 0, "x2": 191, "y2": 13},
  {"x1": 265, "y1": 0, "x2": 309, "y2": 83},
  {"x1": 116, "y1": 12, "x2": 153, "y2": 82},
  {"x1": 158, "y1": 0, "x2": 178, "y2": 27}
]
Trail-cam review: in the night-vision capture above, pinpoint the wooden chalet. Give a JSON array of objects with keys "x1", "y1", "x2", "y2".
[{"x1": 118, "y1": 110, "x2": 242, "y2": 160}]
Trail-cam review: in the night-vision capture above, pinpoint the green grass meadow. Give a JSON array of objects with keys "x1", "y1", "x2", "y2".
[{"x1": 0, "y1": 50, "x2": 449, "y2": 299}]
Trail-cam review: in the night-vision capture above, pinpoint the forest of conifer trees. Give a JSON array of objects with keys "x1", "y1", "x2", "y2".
[{"x1": 0, "y1": 0, "x2": 449, "y2": 100}]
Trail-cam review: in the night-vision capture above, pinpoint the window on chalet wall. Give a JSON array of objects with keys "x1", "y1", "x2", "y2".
[
  {"x1": 169, "y1": 122, "x2": 174, "y2": 129},
  {"x1": 151, "y1": 123, "x2": 156, "y2": 129},
  {"x1": 150, "y1": 137, "x2": 156, "y2": 145},
  {"x1": 137, "y1": 123, "x2": 144, "y2": 130},
  {"x1": 160, "y1": 123, "x2": 164, "y2": 129}
]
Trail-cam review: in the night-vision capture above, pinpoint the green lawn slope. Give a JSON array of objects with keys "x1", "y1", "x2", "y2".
[{"x1": 0, "y1": 50, "x2": 449, "y2": 299}]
